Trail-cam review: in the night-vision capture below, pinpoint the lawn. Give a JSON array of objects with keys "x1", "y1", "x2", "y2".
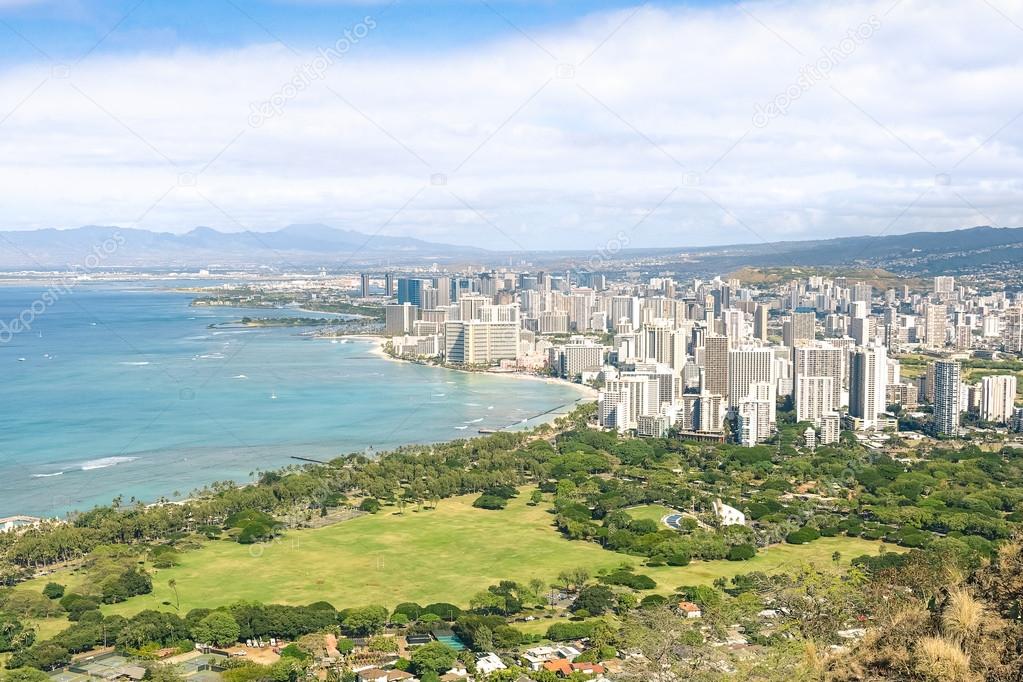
[
  {"x1": 18, "y1": 493, "x2": 894, "y2": 622},
  {"x1": 623, "y1": 504, "x2": 679, "y2": 525}
]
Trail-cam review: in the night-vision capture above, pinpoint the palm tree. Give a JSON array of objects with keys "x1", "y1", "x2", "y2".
[{"x1": 168, "y1": 579, "x2": 180, "y2": 611}]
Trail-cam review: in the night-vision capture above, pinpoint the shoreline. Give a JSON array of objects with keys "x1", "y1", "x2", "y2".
[{"x1": 338, "y1": 333, "x2": 599, "y2": 400}]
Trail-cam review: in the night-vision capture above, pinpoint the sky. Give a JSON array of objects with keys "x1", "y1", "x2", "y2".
[{"x1": 0, "y1": 0, "x2": 1021, "y2": 251}]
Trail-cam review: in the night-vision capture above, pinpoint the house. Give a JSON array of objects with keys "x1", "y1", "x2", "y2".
[
  {"x1": 358, "y1": 669, "x2": 415, "y2": 682},
  {"x1": 542, "y1": 660, "x2": 606, "y2": 678},
  {"x1": 678, "y1": 601, "x2": 702, "y2": 619},
  {"x1": 475, "y1": 652, "x2": 506, "y2": 675},
  {"x1": 711, "y1": 499, "x2": 745, "y2": 526},
  {"x1": 521, "y1": 645, "x2": 581, "y2": 671}
]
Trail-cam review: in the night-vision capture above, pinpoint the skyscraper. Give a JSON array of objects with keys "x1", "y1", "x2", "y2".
[
  {"x1": 703, "y1": 335, "x2": 730, "y2": 400},
  {"x1": 754, "y1": 304, "x2": 769, "y2": 342},
  {"x1": 932, "y1": 360, "x2": 962, "y2": 436},
  {"x1": 849, "y1": 345, "x2": 888, "y2": 430},
  {"x1": 727, "y1": 346, "x2": 776, "y2": 415},
  {"x1": 923, "y1": 303, "x2": 947, "y2": 349},
  {"x1": 980, "y1": 375, "x2": 1017, "y2": 423}
]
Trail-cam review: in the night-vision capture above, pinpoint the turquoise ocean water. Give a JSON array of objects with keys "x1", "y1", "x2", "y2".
[{"x1": 0, "y1": 283, "x2": 585, "y2": 518}]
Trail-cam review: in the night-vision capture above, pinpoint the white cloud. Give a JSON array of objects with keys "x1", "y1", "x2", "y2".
[{"x1": 0, "y1": 0, "x2": 1021, "y2": 250}]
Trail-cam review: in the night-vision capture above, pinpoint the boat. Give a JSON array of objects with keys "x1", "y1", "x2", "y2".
[{"x1": 270, "y1": 391, "x2": 278, "y2": 400}]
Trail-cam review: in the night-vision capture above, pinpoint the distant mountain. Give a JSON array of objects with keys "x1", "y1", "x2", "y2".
[
  {"x1": 549, "y1": 225, "x2": 1023, "y2": 278},
  {"x1": 2, "y1": 223, "x2": 1021, "y2": 275},
  {"x1": 0, "y1": 224, "x2": 489, "y2": 269}
]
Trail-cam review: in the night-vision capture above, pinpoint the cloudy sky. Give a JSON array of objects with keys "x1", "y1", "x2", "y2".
[{"x1": 0, "y1": 0, "x2": 1021, "y2": 250}]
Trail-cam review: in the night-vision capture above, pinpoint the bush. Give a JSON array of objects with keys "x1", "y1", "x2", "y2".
[
  {"x1": 726, "y1": 544, "x2": 756, "y2": 561},
  {"x1": 359, "y1": 498, "x2": 382, "y2": 514},
  {"x1": 666, "y1": 552, "x2": 691, "y2": 567},
  {"x1": 785, "y1": 527, "x2": 821, "y2": 545},
  {"x1": 599, "y1": 570, "x2": 656, "y2": 590},
  {"x1": 42, "y1": 583, "x2": 65, "y2": 600},
  {"x1": 546, "y1": 621, "x2": 597, "y2": 641},
  {"x1": 472, "y1": 495, "x2": 508, "y2": 510}
]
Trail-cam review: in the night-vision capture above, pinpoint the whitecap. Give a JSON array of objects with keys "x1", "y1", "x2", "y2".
[
  {"x1": 432, "y1": 393, "x2": 446, "y2": 398},
  {"x1": 80, "y1": 456, "x2": 138, "y2": 471},
  {"x1": 454, "y1": 426, "x2": 468, "y2": 430},
  {"x1": 232, "y1": 374, "x2": 248, "y2": 379},
  {"x1": 465, "y1": 418, "x2": 484, "y2": 424},
  {"x1": 33, "y1": 471, "x2": 65, "y2": 478},
  {"x1": 119, "y1": 361, "x2": 150, "y2": 366}
]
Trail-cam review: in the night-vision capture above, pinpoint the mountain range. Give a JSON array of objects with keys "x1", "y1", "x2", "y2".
[{"x1": 1, "y1": 223, "x2": 1022, "y2": 275}]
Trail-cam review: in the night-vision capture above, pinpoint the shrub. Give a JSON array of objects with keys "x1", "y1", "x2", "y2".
[
  {"x1": 359, "y1": 498, "x2": 382, "y2": 513},
  {"x1": 42, "y1": 583, "x2": 65, "y2": 600},
  {"x1": 726, "y1": 544, "x2": 756, "y2": 561},
  {"x1": 472, "y1": 495, "x2": 508, "y2": 510},
  {"x1": 785, "y1": 528, "x2": 821, "y2": 545}
]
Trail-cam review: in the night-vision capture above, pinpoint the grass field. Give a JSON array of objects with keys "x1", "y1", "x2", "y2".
[
  {"x1": 17, "y1": 492, "x2": 893, "y2": 625},
  {"x1": 622, "y1": 504, "x2": 679, "y2": 525}
]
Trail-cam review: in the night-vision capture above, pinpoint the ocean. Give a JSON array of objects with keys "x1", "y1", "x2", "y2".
[{"x1": 0, "y1": 283, "x2": 586, "y2": 518}]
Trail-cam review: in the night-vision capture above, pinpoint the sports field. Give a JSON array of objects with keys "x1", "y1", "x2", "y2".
[{"x1": 19, "y1": 492, "x2": 891, "y2": 621}]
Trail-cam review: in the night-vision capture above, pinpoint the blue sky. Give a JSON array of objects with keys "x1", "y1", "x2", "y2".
[
  {"x1": 1, "y1": 1, "x2": 713, "y2": 61},
  {"x1": 0, "y1": 0, "x2": 1021, "y2": 250}
]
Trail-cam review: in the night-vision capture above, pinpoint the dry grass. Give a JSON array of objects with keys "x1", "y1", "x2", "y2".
[
  {"x1": 915, "y1": 636, "x2": 975, "y2": 682},
  {"x1": 942, "y1": 588, "x2": 983, "y2": 645}
]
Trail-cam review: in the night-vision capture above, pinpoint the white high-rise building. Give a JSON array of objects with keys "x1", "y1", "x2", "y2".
[
  {"x1": 932, "y1": 360, "x2": 962, "y2": 436},
  {"x1": 934, "y1": 276, "x2": 955, "y2": 295},
  {"x1": 923, "y1": 303, "x2": 947, "y2": 349},
  {"x1": 443, "y1": 320, "x2": 520, "y2": 365},
  {"x1": 727, "y1": 346, "x2": 776, "y2": 417},
  {"x1": 599, "y1": 375, "x2": 653, "y2": 432},
  {"x1": 980, "y1": 375, "x2": 1017, "y2": 424},
  {"x1": 793, "y1": 342, "x2": 844, "y2": 413},
  {"x1": 796, "y1": 375, "x2": 834, "y2": 425},
  {"x1": 737, "y1": 388, "x2": 774, "y2": 446}
]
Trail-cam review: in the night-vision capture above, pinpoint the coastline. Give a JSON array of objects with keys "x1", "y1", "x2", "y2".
[{"x1": 340, "y1": 333, "x2": 599, "y2": 400}]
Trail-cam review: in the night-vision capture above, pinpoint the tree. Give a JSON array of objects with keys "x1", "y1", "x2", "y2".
[
  {"x1": 191, "y1": 612, "x2": 241, "y2": 647},
  {"x1": 41, "y1": 583, "x2": 65, "y2": 600},
  {"x1": 1, "y1": 669, "x2": 50, "y2": 682},
  {"x1": 410, "y1": 642, "x2": 457, "y2": 676},
  {"x1": 572, "y1": 585, "x2": 615, "y2": 614},
  {"x1": 168, "y1": 579, "x2": 180, "y2": 611},
  {"x1": 341, "y1": 606, "x2": 388, "y2": 635},
  {"x1": 143, "y1": 664, "x2": 186, "y2": 682}
]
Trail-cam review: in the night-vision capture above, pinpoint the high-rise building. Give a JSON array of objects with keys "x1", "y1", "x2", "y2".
[
  {"x1": 932, "y1": 360, "x2": 962, "y2": 436},
  {"x1": 678, "y1": 391, "x2": 726, "y2": 433},
  {"x1": 793, "y1": 342, "x2": 844, "y2": 413},
  {"x1": 736, "y1": 385, "x2": 774, "y2": 446},
  {"x1": 384, "y1": 272, "x2": 396, "y2": 298},
  {"x1": 784, "y1": 310, "x2": 816, "y2": 347},
  {"x1": 727, "y1": 346, "x2": 776, "y2": 416},
  {"x1": 754, "y1": 304, "x2": 769, "y2": 342},
  {"x1": 980, "y1": 375, "x2": 1017, "y2": 423},
  {"x1": 796, "y1": 375, "x2": 834, "y2": 425},
  {"x1": 703, "y1": 335, "x2": 730, "y2": 399},
  {"x1": 722, "y1": 308, "x2": 746, "y2": 344},
  {"x1": 923, "y1": 303, "x2": 948, "y2": 349},
  {"x1": 397, "y1": 277, "x2": 431, "y2": 307},
  {"x1": 934, "y1": 276, "x2": 955, "y2": 295},
  {"x1": 360, "y1": 273, "x2": 371, "y2": 298},
  {"x1": 849, "y1": 345, "x2": 888, "y2": 430},
  {"x1": 443, "y1": 319, "x2": 520, "y2": 365},
  {"x1": 384, "y1": 303, "x2": 417, "y2": 336}
]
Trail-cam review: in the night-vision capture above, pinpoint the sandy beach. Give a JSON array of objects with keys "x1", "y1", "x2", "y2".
[{"x1": 337, "y1": 334, "x2": 599, "y2": 400}]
